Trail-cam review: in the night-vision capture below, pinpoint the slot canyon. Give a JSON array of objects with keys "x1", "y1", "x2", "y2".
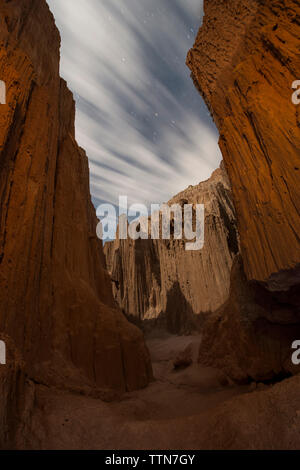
[{"x1": 0, "y1": 0, "x2": 299, "y2": 451}]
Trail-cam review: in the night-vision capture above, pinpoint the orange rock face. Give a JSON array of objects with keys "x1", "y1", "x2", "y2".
[
  {"x1": 198, "y1": 256, "x2": 300, "y2": 383},
  {"x1": 187, "y1": 0, "x2": 300, "y2": 288},
  {"x1": 0, "y1": 0, "x2": 152, "y2": 442},
  {"x1": 187, "y1": 0, "x2": 300, "y2": 383}
]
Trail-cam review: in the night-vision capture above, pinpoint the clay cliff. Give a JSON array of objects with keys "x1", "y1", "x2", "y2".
[
  {"x1": 187, "y1": 0, "x2": 300, "y2": 381},
  {"x1": 104, "y1": 163, "x2": 239, "y2": 334},
  {"x1": 0, "y1": 0, "x2": 151, "y2": 447},
  {"x1": 187, "y1": 0, "x2": 300, "y2": 290}
]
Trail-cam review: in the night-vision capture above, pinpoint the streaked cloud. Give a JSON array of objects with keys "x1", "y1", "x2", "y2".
[{"x1": 47, "y1": 0, "x2": 222, "y2": 210}]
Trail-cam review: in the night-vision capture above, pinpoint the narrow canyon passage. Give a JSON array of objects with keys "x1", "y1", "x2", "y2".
[
  {"x1": 26, "y1": 330, "x2": 251, "y2": 450},
  {"x1": 1, "y1": 0, "x2": 299, "y2": 451}
]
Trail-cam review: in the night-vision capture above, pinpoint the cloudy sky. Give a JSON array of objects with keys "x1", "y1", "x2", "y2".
[{"x1": 47, "y1": 0, "x2": 221, "y2": 213}]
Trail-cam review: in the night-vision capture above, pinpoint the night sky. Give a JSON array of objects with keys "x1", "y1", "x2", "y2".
[{"x1": 47, "y1": 0, "x2": 221, "y2": 214}]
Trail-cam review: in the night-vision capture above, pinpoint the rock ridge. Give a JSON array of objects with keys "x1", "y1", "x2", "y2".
[{"x1": 104, "y1": 162, "x2": 239, "y2": 333}]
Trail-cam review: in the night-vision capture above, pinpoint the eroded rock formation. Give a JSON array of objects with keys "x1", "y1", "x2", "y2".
[
  {"x1": 187, "y1": 0, "x2": 300, "y2": 289},
  {"x1": 0, "y1": 0, "x2": 151, "y2": 447},
  {"x1": 198, "y1": 256, "x2": 300, "y2": 382},
  {"x1": 187, "y1": 0, "x2": 300, "y2": 381},
  {"x1": 104, "y1": 163, "x2": 239, "y2": 333}
]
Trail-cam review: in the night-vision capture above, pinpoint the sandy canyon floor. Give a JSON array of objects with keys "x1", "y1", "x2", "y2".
[{"x1": 22, "y1": 330, "x2": 259, "y2": 450}]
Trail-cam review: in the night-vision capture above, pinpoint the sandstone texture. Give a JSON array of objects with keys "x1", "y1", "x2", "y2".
[
  {"x1": 198, "y1": 256, "x2": 300, "y2": 383},
  {"x1": 187, "y1": 0, "x2": 300, "y2": 289},
  {"x1": 104, "y1": 163, "x2": 239, "y2": 333},
  {"x1": 186, "y1": 0, "x2": 300, "y2": 384},
  {"x1": 1, "y1": 0, "x2": 300, "y2": 450},
  {"x1": 0, "y1": 0, "x2": 152, "y2": 447}
]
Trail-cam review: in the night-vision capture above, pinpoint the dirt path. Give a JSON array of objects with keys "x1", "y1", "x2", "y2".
[{"x1": 24, "y1": 331, "x2": 251, "y2": 449}]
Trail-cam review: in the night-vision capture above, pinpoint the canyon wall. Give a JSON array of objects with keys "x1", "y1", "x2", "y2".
[
  {"x1": 104, "y1": 163, "x2": 239, "y2": 333},
  {"x1": 187, "y1": 0, "x2": 300, "y2": 290},
  {"x1": 0, "y1": 0, "x2": 151, "y2": 447},
  {"x1": 187, "y1": 0, "x2": 300, "y2": 381}
]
